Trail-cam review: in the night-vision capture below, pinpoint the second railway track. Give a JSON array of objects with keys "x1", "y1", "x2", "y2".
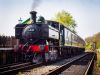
[{"x1": 47, "y1": 52, "x2": 95, "y2": 75}]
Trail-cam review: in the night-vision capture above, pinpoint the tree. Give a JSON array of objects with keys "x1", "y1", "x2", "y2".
[
  {"x1": 85, "y1": 32, "x2": 100, "y2": 49},
  {"x1": 85, "y1": 36, "x2": 93, "y2": 50},
  {"x1": 53, "y1": 10, "x2": 77, "y2": 33},
  {"x1": 93, "y1": 32, "x2": 100, "y2": 49}
]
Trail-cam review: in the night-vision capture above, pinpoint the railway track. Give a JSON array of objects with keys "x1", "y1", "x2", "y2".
[
  {"x1": 0, "y1": 62, "x2": 43, "y2": 75},
  {"x1": 47, "y1": 52, "x2": 95, "y2": 75},
  {"x1": 17, "y1": 53, "x2": 90, "y2": 75}
]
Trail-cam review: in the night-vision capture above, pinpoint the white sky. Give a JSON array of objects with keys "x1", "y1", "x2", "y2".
[{"x1": 0, "y1": 0, "x2": 100, "y2": 39}]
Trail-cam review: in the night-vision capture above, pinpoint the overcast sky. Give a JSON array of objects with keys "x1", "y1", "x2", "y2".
[{"x1": 0, "y1": 0, "x2": 100, "y2": 39}]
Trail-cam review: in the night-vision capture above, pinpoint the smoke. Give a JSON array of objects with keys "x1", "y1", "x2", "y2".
[{"x1": 31, "y1": 0, "x2": 42, "y2": 11}]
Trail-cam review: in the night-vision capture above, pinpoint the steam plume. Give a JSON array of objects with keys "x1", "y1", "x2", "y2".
[{"x1": 31, "y1": 0, "x2": 41, "y2": 11}]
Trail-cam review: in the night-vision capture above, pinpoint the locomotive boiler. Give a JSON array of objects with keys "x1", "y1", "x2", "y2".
[{"x1": 15, "y1": 11, "x2": 85, "y2": 63}]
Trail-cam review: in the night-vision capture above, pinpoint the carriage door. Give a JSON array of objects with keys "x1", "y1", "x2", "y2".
[{"x1": 60, "y1": 25, "x2": 65, "y2": 46}]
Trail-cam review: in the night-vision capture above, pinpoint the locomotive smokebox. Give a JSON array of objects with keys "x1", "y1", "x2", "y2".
[{"x1": 30, "y1": 11, "x2": 37, "y2": 23}]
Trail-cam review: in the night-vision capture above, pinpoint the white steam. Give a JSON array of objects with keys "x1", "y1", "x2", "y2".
[{"x1": 31, "y1": 0, "x2": 42, "y2": 11}]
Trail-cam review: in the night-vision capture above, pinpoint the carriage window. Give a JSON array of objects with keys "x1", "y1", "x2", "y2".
[
  {"x1": 47, "y1": 21, "x2": 59, "y2": 30},
  {"x1": 65, "y1": 29, "x2": 69, "y2": 40},
  {"x1": 51, "y1": 22, "x2": 59, "y2": 30}
]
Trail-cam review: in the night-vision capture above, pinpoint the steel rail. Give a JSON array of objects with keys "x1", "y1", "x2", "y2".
[
  {"x1": 45, "y1": 53, "x2": 88, "y2": 75},
  {"x1": 84, "y1": 52, "x2": 95, "y2": 75}
]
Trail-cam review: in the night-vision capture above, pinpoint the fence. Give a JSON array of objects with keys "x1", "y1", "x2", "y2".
[{"x1": 0, "y1": 35, "x2": 18, "y2": 48}]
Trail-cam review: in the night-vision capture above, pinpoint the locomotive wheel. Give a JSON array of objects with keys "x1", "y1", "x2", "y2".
[
  {"x1": 32, "y1": 53, "x2": 43, "y2": 63},
  {"x1": 23, "y1": 52, "x2": 33, "y2": 62},
  {"x1": 48, "y1": 49, "x2": 58, "y2": 61}
]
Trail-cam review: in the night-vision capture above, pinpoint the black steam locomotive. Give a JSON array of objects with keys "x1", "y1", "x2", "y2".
[{"x1": 15, "y1": 11, "x2": 85, "y2": 63}]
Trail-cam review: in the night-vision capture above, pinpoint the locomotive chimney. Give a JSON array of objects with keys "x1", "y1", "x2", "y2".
[{"x1": 30, "y1": 11, "x2": 37, "y2": 23}]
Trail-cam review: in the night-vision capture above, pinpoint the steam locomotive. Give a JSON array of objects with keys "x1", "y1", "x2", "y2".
[{"x1": 15, "y1": 11, "x2": 85, "y2": 63}]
